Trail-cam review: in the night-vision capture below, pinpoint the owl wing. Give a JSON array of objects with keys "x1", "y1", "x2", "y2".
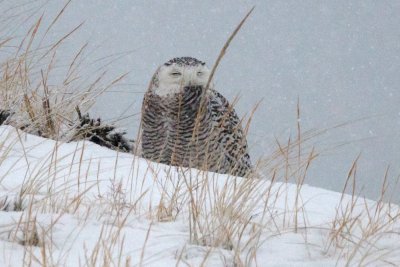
[{"x1": 209, "y1": 89, "x2": 252, "y2": 176}]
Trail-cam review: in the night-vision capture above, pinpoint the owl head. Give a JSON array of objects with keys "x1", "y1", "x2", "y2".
[{"x1": 150, "y1": 57, "x2": 211, "y2": 97}]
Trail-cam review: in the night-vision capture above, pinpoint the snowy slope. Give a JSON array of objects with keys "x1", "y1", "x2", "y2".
[{"x1": 0, "y1": 125, "x2": 398, "y2": 266}]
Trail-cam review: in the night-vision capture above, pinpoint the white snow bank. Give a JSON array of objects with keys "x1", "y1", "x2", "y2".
[{"x1": 0, "y1": 126, "x2": 398, "y2": 266}]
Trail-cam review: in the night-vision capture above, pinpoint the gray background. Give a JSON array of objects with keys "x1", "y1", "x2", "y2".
[{"x1": 3, "y1": 1, "x2": 400, "y2": 202}]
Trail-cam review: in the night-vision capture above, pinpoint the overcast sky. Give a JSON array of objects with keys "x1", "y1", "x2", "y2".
[{"x1": 3, "y1": 0, "x2": 400, "y2": 202}]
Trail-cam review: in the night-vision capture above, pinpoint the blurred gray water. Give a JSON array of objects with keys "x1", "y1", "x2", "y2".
[{"x1": 3, "y1": 1, "x2": 400, "y2": 202}]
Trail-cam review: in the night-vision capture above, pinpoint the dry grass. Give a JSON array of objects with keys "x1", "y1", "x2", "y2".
[
  {"x1": 0, "y1": 1, "x2": 127, "y2": 142},
  {"x1": 323, "y1": 159, "x2": 400, "y2": 266},
  {"x1": 0, "y1": 2, "x2": 399, "y2": 267}
]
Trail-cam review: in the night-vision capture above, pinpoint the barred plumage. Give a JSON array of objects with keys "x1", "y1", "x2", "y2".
[{"x1": 140, "y1": 57, "x2": 252, "y2": 176}]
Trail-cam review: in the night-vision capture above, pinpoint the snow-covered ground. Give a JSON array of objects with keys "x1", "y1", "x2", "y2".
[{"x1": 0, "y1": 125, "x2": 399, "y2": 266}]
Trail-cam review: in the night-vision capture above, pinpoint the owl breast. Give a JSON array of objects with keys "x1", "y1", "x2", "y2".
[{"x1": 141, "y1": 86, "x2": 214, "y2": 167}]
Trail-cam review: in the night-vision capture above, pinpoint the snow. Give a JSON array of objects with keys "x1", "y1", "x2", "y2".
[{"x1": 0, "y1": 125, "x2": 399, "y2": 266}]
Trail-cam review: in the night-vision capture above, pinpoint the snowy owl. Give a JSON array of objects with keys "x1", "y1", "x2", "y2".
[{"x1": 140, "y1": 57, "x2": 252, "y2": 176}]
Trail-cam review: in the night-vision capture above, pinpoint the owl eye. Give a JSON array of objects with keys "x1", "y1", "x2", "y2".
[{"x1": 170, "y1": 72, "x2": 181, "y2": 76}]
